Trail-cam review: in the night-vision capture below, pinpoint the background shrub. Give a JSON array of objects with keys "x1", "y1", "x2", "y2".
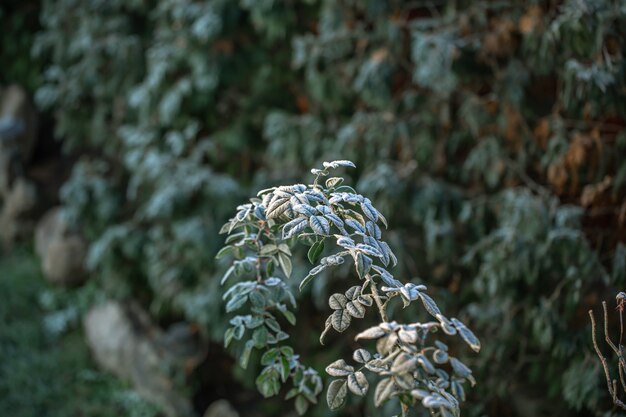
[{"x1": 1, "y1": 0, "x2": 625, "y2": 416}]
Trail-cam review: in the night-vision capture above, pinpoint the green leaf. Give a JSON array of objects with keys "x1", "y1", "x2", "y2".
[
  {"x1": 326, "y1": 379, "x2": 348, "y2": 410},
  {"x1": 252, "y1": 327, "x2": 269, "y2": 348},
  {"x1": 278, "y1": 252, "x2": 292, "y2": 278},
  {"x1": 374, "y1": 377, "x2": 395, "y2": 407},
  {"x1": 216, "y1": 245, "x2": 234, "y2": 259},
  {"x1": 279, "y1": 356, "x2": 290, "y2": 382},
  {"x1": 224, "y1": 327, "x2": 235, "y2": 348},
  {"x1": 261, "y1": 348, "x2": 279, "y2": 365},
  {"x1": 295, "y1": 395, "x2": 309, "y2": 415},
  {"x1": 347, "y1": 371, "x2": 368, "y2": 396},
  {"x1": 220, "y1": 265, "x2": 235, "y2": 285},
  {"x1": 260, "y1": 244, "x2": 278, "y2": 255},
  {"x1": 298, "y1": 274, "x2": 315, "y2": 292},
  {"x1": 256, "y1": 367, "x2": 280, "y2": 397},
  {"x1": 308, "y1": 239, "x2": 325, "y2": 264},
  {"x1": 281, "y1": 309, "x2": 297, "y2": 326},
  {"x1": 240, "y1": 340, "x2": 254, "y2": 369}
]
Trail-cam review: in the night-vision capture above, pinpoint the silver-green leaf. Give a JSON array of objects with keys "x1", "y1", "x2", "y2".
[
  {"x1": 326, "y1": 379, "x2": 348, "y2": 410},
  {"x1": 347, "y1": 371, "x2": 369, "y2": 396}
]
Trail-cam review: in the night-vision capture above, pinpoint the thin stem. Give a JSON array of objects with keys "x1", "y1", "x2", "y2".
[
  {"x1": 368, "y1": 277, "x2": 389, "y2": 322},
  {"x1": 589, "y1": 309, "x2": 626, "y2": 410}
]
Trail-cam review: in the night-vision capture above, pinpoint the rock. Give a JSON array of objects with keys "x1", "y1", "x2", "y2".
[
  {"x1": 34, "y1": 206, "x2": 88, "y2": 286},
  {"x1": 42, "y1": 235, "x2": 88, "y2": 286},
  {"x1": 84, "y1": 301, "x2": 205, "y2": 417},
  {"x1": 35, "y1": 207, "x2": 66, "y2": 257},
  {"x1": 0, "y1": 177, "x2": 37, "y2": 245},
  {"x1": 0, "y1": 85, "x2": 38, "y2": 163},
  {"x1": 203, "y1": 400, "x2": 239, "y2": 417}
]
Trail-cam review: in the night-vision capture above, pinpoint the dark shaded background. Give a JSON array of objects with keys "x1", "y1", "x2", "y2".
[{"x1": 1, "y1": 0, "x2": 625, "y2": 416}]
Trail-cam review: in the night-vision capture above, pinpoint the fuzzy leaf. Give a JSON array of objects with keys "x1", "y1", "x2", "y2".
[
  {"x1": 326, "y1": 379, "x2": 348, "y2": 410},
  {"x1": 418, "y1": 292, "x2": 442, "y2": 318},
  {"x1": 331, "y1": 309, "x2": 352, "y2": 332},
  {"x1": 345, "y1": 301, "x2": 365, "y2": 318},
  {"x1": 310, "y1": 215, "x2": 331, "y2": 235},
  {"x1": 355, "y1": 252, "x2": 372, "y2": 279},
  {"x1": 352, "y1": 349, "x2": 371, "y2": 363},
  {"x1": 391, "y1": 353, "x2": 417, "y2": 374},
  {"x1": 329, "y1": 293, "x2": 348, "y2": 310},
  {"x1": 361, "y1": 199, "x2": 378, "y2": 222},
  {"x1": 325, "y1": 359, "x2": 354, "y2": 377},
  {"x1": 374, "y1": 377, "x2": 395, "y2": 407},
  {"x1": 355, "y1": 325, "x2": 386, "y2": 340},
  {"x1": 347, "y1": 371, "x2": 369, "y2": 396},
  {"x1": 266, "y1": 197, "x2": 291, "y2": 218},
  {"x1": 278, "y1": 252, "x2": 292, "y2": 278},
  {"x1": 451, "y1": 318, "x2": 481, "y2": 353},
  {"x1": 323, "y1": 160, "x2": 356, "y2": 169}
]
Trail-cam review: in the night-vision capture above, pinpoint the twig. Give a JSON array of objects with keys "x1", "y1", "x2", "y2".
[{"x1": 589, "y1": 305, "x2": 626, "y2": 410}]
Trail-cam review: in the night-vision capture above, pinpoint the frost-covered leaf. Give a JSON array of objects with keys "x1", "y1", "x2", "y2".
[
  {"x1": 331, "y1": 309, "x2": 352, "y2": 332},
  {"x1": 282, "y1": 217, "x2": 308, "y2": 239},
  {"x1": 294, "y1": 204, "x2": 317, "y2": 216},
  {"x1": 353, "y1": 349, "x2": 371, "y2": 363},
  {"x1": 423, "y1": 394, "x2": 452, "y2": 410},
  {"x1": 418, "y1": 292, "x2": 442, "y2": 318},
  {"x1": 361, "y1": 198, "x2": 378, "y2": 222},
  {"x1": 355, "y1": 252, "x2": 372, "y2": 279},
  {"x1": 355, "y1": 325, "x2": 386, "y2": 340},
  {"x1": 326, "y1": 379, "x2": 348, "y2": 410},
  {"x1": 356, "y1": 243, "x2": 382, "y2": 257},
  {"x1": 347, "y1": 371, "x2": 369, "y2": 396},
  {"x1": 433, "y1": 349, "x2": 449, "y2": 364},
  {"x1": 323, "y1": 160, "x2": 356, "y2": 169},
  {"x1": 336, "y1": 236, "x2": 356, "y2": 248},
  {"x1": 398, "y1": 327, "x2": 418, "y2": 344},
  {"x1": 326, "y1": 176, "x2": 344, "y2": 188},
  {"x1": 310, "y1": 215, "x2": 331, "y2": 235},
  {"x1": 450, "y1": 357, "x2": 472, "y2": 378},
  {"x1": 357, "y1": 294, "x2": 373, "y2": 306},
  {"x1": 391, "y1": 353, "x2": 418, "y2": 374},
  {"x1": 346, "y1": 219, "x2": 366, "y2": 233},
  {"x1": 417, "y1": 353, "x2": 436, "y2": 374},
  {"x1": 345, "y1": 301, "x2": 365, "y2": 318},
  {"x1": 278, "y1": 252, "x2": 292, "y2": 278},
  {"x1": 451, "y1": 318, "x2": 481, "y2": 353},
  {"x1": 329, "y1": 293, "x2": 348, "y2": 310},
  {"x1": 374, "y1": 377, "x2": 395, "y2": 407},
  {"x1": 326, "y1": 359, "x2": 354, "y2": 377},
  {"x1": 266, "y1": 197, "x2": 291, "y2": 218}
]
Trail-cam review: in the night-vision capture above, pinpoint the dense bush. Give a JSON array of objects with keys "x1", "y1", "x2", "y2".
[{"x1": 27, "y1": 0, "x2": 626, "y2": 416}]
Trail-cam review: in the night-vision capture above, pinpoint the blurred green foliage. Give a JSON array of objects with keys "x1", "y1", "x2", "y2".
[{"x1": 2, "y1": 0, "x2": 625, "y2": 416}]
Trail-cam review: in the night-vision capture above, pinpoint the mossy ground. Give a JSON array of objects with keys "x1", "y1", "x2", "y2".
[{"x1": 0, "y1": 247, "x2": 160, "y2": 417}]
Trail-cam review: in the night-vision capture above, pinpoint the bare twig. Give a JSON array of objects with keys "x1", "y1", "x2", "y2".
[{"x1": 589, "y1": 297, "x2": 626, "y2": 411}]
